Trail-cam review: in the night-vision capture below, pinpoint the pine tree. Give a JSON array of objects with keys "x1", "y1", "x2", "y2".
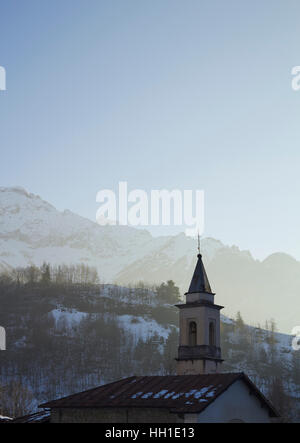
[
  {"x1": 156, "y1": 280, "x2": 180, "y2": 303},
  {"x1": 235, "y1": 311, "x2": 245, "y2": 329},
  {"x1": 40, "y1": 262, "x2": 51, "y2": 285}
]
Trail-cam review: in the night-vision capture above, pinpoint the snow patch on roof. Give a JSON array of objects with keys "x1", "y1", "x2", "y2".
[
  {"x1": 193, "y1": 387, "x2": 212, "y2": 399},
  {"x1": 141, "y1": 392, "x2": 153, "y2": 399},
  {"x1": 153, "y1": 390, "x2": 169, "y2": 399},
  {"x1": 131, "y1": 391, "x2": 143, "y2": 399}
]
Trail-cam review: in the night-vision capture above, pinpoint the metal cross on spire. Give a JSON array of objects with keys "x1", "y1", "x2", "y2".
[{"x1": 198, "y1": 232, "x2": 201, "y2": 255}]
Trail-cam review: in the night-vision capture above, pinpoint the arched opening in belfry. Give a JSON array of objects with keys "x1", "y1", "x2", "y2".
[
  {"x1": 189, "y1": 321, "x2": 197, "y2": 346},
  {"x1": 209, "y1": 321, "x2": 215, "y2": 346}
]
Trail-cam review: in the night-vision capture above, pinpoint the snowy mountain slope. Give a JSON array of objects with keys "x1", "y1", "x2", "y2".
[
  {"x1": 0, "y1": 187, "x2": 224, "y2": 282},
  {"x1": 0, "y1": 187, "x2": 156, "y2": 280},
  {"x1": 1, "y1": 186, "x2": 300, "y2": 333},
  {"x1": 115, "y1": 235, "x2": 251, "y2": 289}
]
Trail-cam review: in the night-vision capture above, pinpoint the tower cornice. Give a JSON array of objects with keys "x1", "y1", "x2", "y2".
[{"x1": 175, "y1": 302, "x2": 224, "y2": 311}]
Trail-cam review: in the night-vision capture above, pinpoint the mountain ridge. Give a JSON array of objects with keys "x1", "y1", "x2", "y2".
[{"x1": 0, "y1": 186, "x2": 299, "y2": 333}]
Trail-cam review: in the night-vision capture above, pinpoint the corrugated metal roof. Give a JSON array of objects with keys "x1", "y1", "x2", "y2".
[{"x1": 39, "y1": 373, "x2": 278, "y2": 416}]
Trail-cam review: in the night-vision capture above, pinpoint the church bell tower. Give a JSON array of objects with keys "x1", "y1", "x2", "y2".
[{"x1": 176, "y1": 250, "x2": 224, "y2": 375}]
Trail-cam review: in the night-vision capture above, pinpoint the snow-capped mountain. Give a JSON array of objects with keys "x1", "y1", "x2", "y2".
[
  {"x1": 0, "y1": 186, "x2": 225, "y2": 282},
  {"x1": 1, "y1": 186, "x2": 300, "y2": 333},
  {"x1": 0, "y1": 186, "x2": 154, "y2": 280}
]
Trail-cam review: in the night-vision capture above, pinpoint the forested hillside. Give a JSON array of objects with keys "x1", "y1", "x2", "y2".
[{"x1": 0, "y1": 264, "x2": 299, "y2": 422}]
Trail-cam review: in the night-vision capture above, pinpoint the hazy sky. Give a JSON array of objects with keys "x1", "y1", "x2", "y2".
[{"x1": 1, "y1": 0, "x2": 300, "y2": 260}]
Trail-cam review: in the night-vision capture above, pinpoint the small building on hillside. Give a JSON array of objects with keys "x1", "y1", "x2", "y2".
[{"x1": 38, "y1": 252, "x2": 279, "y2": 423}]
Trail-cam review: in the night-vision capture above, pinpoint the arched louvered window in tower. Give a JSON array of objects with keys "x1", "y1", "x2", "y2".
[
  {"x1": 209, "y1": 321, "x2": 215, "y2": 346},
  {"x1": 188, "y1": 321, "x2": 197, "y2": 346}
]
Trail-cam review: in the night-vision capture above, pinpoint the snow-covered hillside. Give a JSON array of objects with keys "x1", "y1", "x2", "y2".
[{"x1": 1, "y1": 186, "x2": 300, "y2": 333}]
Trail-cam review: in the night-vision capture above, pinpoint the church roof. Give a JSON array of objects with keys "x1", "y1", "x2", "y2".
[
  {"x1": 39, "y1": 373, "x2": 278, "y2": 416},
  {"x1": 187, "y1": 254, "x2": 213, "y2": 294},
  {"x1": 10, "y1": 410, "x2": 50, "y2": 424}
]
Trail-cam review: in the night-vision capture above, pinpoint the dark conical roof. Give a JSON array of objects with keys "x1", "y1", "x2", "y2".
[{"x1": 187, "y1": 254, "x2": 212, "y2": 294}]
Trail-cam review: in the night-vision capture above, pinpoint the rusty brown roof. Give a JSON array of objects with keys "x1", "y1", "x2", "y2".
[{"x1": 39, "y1": 372, "x2": 278, "y2": 416}]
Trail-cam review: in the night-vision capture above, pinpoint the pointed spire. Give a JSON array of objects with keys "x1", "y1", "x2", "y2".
[{"x1": 188, "y1": 251, "x2": 212, "y2": 294}]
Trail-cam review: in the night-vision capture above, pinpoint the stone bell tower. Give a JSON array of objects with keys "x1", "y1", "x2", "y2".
[{"x1": 176, "y1": 250, "x2": 223, "y2": 375}]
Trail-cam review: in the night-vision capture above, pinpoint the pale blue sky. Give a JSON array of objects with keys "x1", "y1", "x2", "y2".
[{"x1": 1, "y1": 0, "x2": 300, "y2": 260}]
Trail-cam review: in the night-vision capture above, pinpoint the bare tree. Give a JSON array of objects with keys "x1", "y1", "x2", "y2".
[{"x1": 0, "y1": 381, "x2": 34, "y2": 418}]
